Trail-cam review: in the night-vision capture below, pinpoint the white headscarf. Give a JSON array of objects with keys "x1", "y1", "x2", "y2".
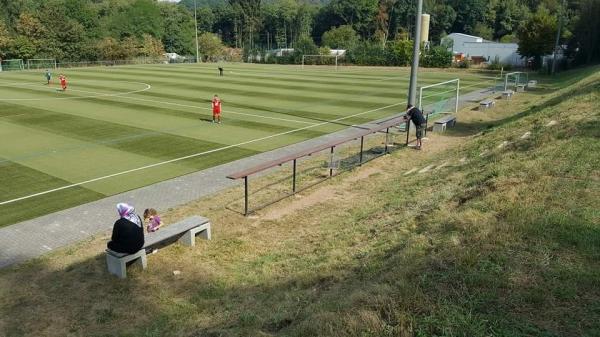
[{"x1": 116, "y1": 203, "x2": 142, "y2": 227}]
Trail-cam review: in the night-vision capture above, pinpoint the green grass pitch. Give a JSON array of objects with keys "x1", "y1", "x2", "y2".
[{"x1": 0, "y1": 63, "x2": 493, "y2": 227}]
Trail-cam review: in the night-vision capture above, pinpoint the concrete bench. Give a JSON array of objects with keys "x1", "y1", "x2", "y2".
[
  {"x1": 516, "y1": 84, "x2": 526, "y2": 92},
  {"x1": 479, "y1": 99, "x2": 495, "y2": 110},
  {"x1": 433, "y1": 115, "x2": 457, "y2": 133},
  {"x1": 502, "y1": 90, "x2": 514, "y2": 99},
  {"x1": 106, "y1": 215, "x2": 211, "y2": 279},
  {"x1": 527, "y1": 80, "x2": 537, "y2": 88}
]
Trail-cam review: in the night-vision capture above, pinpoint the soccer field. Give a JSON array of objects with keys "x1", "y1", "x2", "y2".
[{"x1": 0, "y1": 63, "x2": 494, "y2": 227}]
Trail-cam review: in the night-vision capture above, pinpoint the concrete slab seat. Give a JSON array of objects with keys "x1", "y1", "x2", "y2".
[
  {"x1": 106, "y1": 215, "x2": 211, "y2": 278},
  {"x1": 479, "y1": 99, "x2": 496, "y2": 110},
  {"x1": 502, "y1": 90, "x2": 514, "y2": 99},
  {"x1": 433, "y1": 115, "x2": 457, "y2": 133}
]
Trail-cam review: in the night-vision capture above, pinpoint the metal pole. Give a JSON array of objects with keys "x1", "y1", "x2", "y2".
[
  {"x1": 329, "y1": 146, "x2": 334, "y2": 177},
  {"x1": 384, "y1": 128, "x2": 389, "y2": 154},
  {"x1": 552, "y1": 0, "x2": 565, "y2": 75},
  {"x1": 359, "y1": 136, "x2": 364, "y2": 165},
  {"x1": 292, "y1": 159, "x2": 297, "y2": 193},
  {"x1": 194, "y1": 0, "x2": 200, "y2": 64},
  {"x1": 244, "y1": 176, "x2": 249, "y2": 216},
  {"x1": 407, "y1": 0, "x2": 424, "y2": 106},
  {"x1": 455, "y1": 78, "x2": 460, "y2": 114}
]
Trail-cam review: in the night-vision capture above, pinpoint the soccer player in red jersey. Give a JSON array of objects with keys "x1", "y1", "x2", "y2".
[
  {"x1": 59, "y1": 74, "x2": 67, "y2": 91},
  {"x1": 212, "y1": 94, "x2": 222, "y2": 124}
]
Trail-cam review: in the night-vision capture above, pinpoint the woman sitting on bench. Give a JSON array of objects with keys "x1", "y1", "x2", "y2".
[{"x1": 107, "y1": 203, "x2": 145, "y2": 254}]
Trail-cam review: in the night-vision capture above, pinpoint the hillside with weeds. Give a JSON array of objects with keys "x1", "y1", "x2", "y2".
[{"x1": 0, "y1": 67, "x2": 598, "y2": 337}]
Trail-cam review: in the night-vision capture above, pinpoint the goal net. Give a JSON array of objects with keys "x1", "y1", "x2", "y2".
[
  {"x1": 301, "y1": 55, "x2": 343, "y2": 70},
  {"x1": 27, "y1": 58, "x2": 57, "y2": 70},
  {"x1": 419, "y1": 78, "x2": 460, "y2": 117},
  {"x1": 0, "y1": 59, "x2": 25, "y2": 71},
  {"x1": 504, "y1": 72, "x2": 528, "y2": 91}
]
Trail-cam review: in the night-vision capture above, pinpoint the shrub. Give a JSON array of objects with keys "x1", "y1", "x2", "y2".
[{"x1": 420, "y1": 46, "x2": 452, "y2": 68}]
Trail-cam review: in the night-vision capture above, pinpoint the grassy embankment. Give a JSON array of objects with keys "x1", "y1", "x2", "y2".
[{"x1": 0, "y1": 66, "x2": 598, "y2": 337}]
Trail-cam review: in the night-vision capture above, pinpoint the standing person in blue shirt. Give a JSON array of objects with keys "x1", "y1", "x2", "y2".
[{"x1": 404, "y1": 104, "x2": 426, "y2": 150}]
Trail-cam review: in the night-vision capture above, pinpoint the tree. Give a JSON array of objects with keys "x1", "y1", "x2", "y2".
[
  {"x1": 140, "y1": 34, "x2": 166, "y2": 58},
  {"x1": 450, "y1": 0, "x2": 488, "y2": 34},
  {"x1": 328, "y1": 0, "x2": 378, "y2": 39},
  {"x1": 97, "y1": 37, "x2": 127, "y2": 60},
  {"x1": 425, "y1": 0, "x2": 457, "y2": 43},
  {"x1": 573, "y1": 0, "x2": 600, "y2": 63},
  {"x1": 110, "y1": 0, "x2": 164, "y2": 39},
  {"x1": 321, "y1": 25, "x2": 359, "y2": 49},
  {"x1": 472, "y1": 22, "x2": 493, "y2": 40},
  {"x1": 160, "y1": 3, "x2": 195, "y2": 54},
  {"x1": 489, "y1": 0, "x2": 530, "y2": 39},
  {"x1": 374, "y1": 0, "x2": 396, "y2": 46},
  {"x1": 517, "y1": 5, "x2": 557, "y2": 68},
  {"x1": 292, "y1": 34, "x2": 318, "y2": 62},
  {"x1": 0, "y1": 21, "x2": 12, "y2": 58},
  {"x1": 197, "y1": 32, "x2": 224, "y2": 61}
]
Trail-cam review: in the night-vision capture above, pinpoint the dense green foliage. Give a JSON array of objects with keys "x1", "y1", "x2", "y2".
[{"x1": 0, "y1": 0, "x2": 598, "y2": 67}]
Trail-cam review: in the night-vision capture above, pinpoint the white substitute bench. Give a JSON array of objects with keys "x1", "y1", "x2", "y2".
[
  {"x1": 106, "y1": 215, "x2": 211, "y2": 278},
  {"x1": 433, "y1": 115, "x2": 457, "y2": 133},
  {"x1": 479, "y1": 99, "x2": 495, "y2": 110}
]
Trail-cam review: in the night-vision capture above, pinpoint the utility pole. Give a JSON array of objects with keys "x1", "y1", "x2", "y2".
[
  {"x1": 552, "y1": 0, "x2": 566, "y2": 75},
  {"x1": 194, "y1": 0, "x2": 200, "y2": 63},
  {"x1": 407, "y1": 0, "x2": 424, "y2": 106}
]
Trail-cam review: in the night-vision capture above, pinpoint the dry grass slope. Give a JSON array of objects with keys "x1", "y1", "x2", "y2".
[{"x1": 0, "y1": 66, "x2": 598, "y2": 337}]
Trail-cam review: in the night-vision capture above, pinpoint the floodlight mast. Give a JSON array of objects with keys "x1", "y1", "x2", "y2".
[
  {"x1": 194, "y1": 0, "x2": 200, "y2": 63},
  {"x1": 407, "y1": 0, "x2": 423, "y2": 106}
]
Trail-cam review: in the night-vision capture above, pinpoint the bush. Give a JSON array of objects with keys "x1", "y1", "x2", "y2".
[
  {"x1": 347, "y1": 41, "x2": 392, "y2": 66},
  {"x1": 387, "y1": 39, "x2": 412, "y2": 66},
  {"x1": 457, "y1": 60, "x2": 471, "y2": 68},
  {"x1": 420, "y1": 46, "x2": 452, "y2": 68}
]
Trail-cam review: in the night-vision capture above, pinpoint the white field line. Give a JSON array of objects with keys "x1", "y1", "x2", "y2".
[
  {"x1": 0, "y1": 100, "x2": 407, "y2": 206},
  {"x1": 1, "y1": 76, "x2": 496, "y2": 205},
  {"x1": 0, "y1": 81, "x2": 152, "y2": 101}
]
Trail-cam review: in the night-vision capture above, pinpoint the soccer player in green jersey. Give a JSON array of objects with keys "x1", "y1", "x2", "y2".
[{"x1": 45, "y1": 69, "x2": 52, "y2": 85}]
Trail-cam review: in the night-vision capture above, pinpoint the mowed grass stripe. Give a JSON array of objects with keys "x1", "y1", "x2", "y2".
[
  {"x1": 78, "y1": 67, "x2": 411, "y2": 93},
  {"x1": 0, "y1": 102, "x2": 259, "y2": 165},
  {"x1": 73, "y1": 72, "x2": 396, "y2": 109},
  {"x1": 0, "y1": 158, "x2": 104, "y2": 227}
]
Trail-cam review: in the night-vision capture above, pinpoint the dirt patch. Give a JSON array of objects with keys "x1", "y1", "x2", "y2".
[
  {"x1": 261, "y1": 187, "x2": 340, "y2": 221},
  {"x1": 345, "y1": 166, "x2": 383, "y2": 183}
]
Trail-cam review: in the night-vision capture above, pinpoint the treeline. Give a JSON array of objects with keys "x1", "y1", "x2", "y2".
[{"x1": 0, "y1": 0, "x2": 598, "y2": 68}]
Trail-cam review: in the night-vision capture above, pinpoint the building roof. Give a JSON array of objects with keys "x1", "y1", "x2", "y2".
[{"x1": 447, "y1": 33, "x2": 483, "y2": 40}]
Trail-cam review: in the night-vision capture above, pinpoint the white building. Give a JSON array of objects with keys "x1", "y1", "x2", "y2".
[{"x1": 442, "y1": 33, "x2": 524, "y2": 66}]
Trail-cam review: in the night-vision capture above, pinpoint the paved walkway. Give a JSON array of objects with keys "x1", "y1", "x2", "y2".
[{"x1": 0, "y1": 87, "x2": 495, "y2": 268}]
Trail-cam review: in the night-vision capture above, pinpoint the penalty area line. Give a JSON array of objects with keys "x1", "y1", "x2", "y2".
[{"x1": 0, "y1": 100, "x2": 406, "y2": 206}]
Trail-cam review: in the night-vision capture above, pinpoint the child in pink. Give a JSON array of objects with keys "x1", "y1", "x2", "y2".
[{"x1": 143, "y1": 208, "x2": 162, "y2": 232}]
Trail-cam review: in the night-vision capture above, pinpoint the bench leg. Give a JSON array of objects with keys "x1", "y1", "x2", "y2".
[
  {"x1": 179, "y1": 230, "x2": 195, "y2": 247},
  {"x1": 179, "y1": 223, "x2": 212, "y2": 247},
  {"x1": 134, "y1": 252, "x2": 148, "y2": 270},
  {"x1": 199, "y1": 223, "x2": 211, "y2": 241},
  {"x1": 106, "y1": 254, "x2": 127, "y2": 279}
]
